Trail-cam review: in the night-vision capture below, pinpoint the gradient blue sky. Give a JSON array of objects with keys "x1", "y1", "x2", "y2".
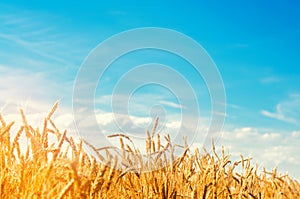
[{"x1": 1, "y1": 1, "x2": 300, "y2": 178}]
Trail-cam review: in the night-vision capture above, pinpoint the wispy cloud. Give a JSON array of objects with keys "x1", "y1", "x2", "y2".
[
  {"x1": 0, "y1": 10, "x2": 87, "y2": 71},
  {"x1": 260, "y1": 76, "x2": 283, "y2": 84},
  {"x1": 95, "y1": 92, "x2": 197, "y2": 118},
  {"x1": 261, "y1": 94, "x2": 300, "y2": 125},
  {"x1": 217, "y1": 101, "x2": 240, "y2": 109},
  {"x1": 2, "y1": 33, "x2": 69, "y2": 64},
  {"x1": 159, "y1": 100, "x2": 186, "y2": 109},
  {"x1": 261, "y1": 105, "x2": 297, "y2": 124}
]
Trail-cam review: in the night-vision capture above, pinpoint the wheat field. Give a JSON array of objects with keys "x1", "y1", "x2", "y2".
[{"x1": 1, "y1": 103, "x2": 299, "y2": 198}]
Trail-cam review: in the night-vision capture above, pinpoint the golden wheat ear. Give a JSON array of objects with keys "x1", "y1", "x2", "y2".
[
  {"x1": 0, "y1": 113, "x2": 6, "y2": 126},
  {"x1": 47, "y1": 101, "x2": 59, "y2": 120},
  {"x1": 1, "y1": 103, "x2": 300, "y2": 198}
]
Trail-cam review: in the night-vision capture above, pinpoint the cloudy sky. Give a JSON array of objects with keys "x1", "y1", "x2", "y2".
[{"x1": 0, "y1": 1, "x2": 300, "y2": 179}]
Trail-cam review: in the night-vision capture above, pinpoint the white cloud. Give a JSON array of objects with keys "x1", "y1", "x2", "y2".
[
  {"x1": 226, "y1": 127, "x2": 282, "y2": 141},
  {"x1": 95, "y1": 112, "x2": 115, "y2": 126},
  {"x1": 261, "y1": 146, "x2": 300, "y2": 165},
  {"x1": 219, "y1": 126, "x2": 300, "y2": 180},
  {"x1": 0, "y1": 65, "x2": 71, "y2": 110},
  {"x1": 53, "y1": 113, "x2": 74, "y2": 130},
  {"x1": 261, "y1": 132, "x2": 281, "y2": 140},
  {"x1": 165, "y1": 120, "x2": 181, "y2": 129},
  {"x1": 95, "y1": 93, "x2": 191, "y2": 120},
  {"x1": 292, "y1": 131, "x2": 300, "y2": 138}
]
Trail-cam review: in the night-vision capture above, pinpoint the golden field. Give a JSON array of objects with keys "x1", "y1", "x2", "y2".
[{"x1": 1, "y1": 103, "x2": 300, "y2": 198}]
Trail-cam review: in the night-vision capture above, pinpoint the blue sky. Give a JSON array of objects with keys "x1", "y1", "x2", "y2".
[{"x1": 0, "y1": 1, "x2": 300, "y2": 178}]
